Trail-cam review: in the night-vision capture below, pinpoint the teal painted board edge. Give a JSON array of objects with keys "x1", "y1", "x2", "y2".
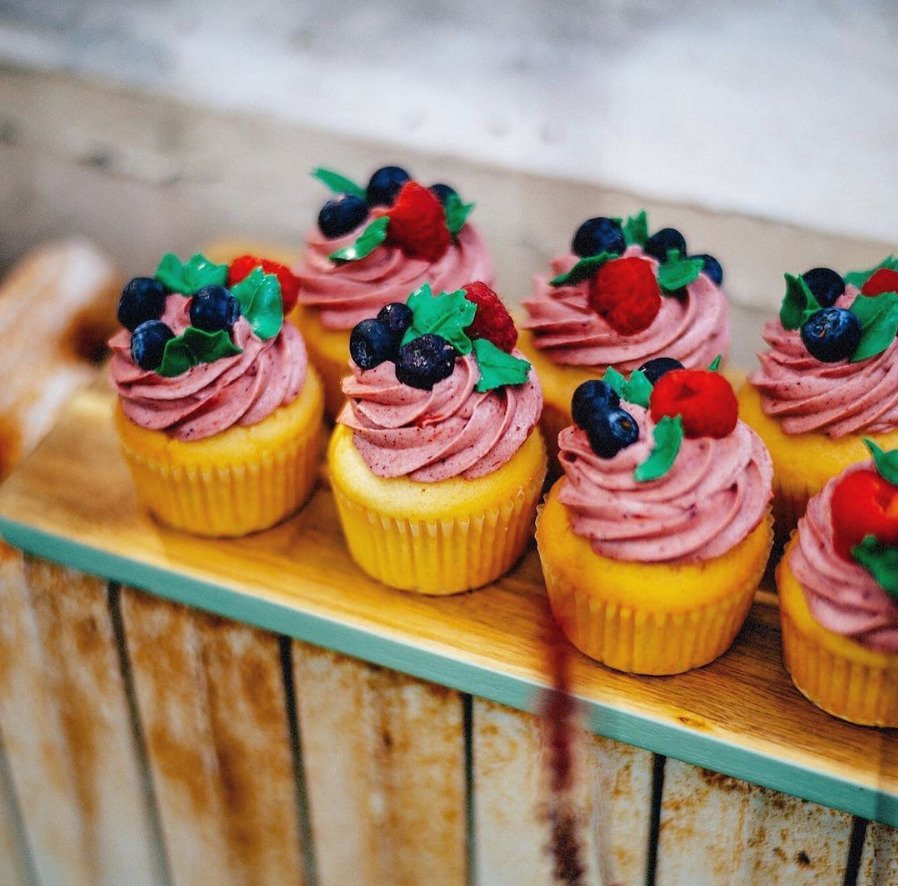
[{"x1": 2, "y1": 514, "x2": 896, "y2": 829}]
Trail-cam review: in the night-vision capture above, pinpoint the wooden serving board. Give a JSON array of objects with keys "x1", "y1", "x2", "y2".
[{"x1": 0, "y1": 384, "x2": 895, "y2": 829}]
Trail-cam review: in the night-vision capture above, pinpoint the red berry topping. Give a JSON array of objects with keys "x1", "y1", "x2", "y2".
[
  {"x1": 462, "y1": 281, "x2": 518, "y2": 352},
  {"x1": 649, "y1": 369, "x2": 738, "y2": 438},
  {"x1": 228, "y1": 255, "x2": 300, "y2": 313},
  {"x1": 588, "y1": 256, "x2": 661, "y2": 335},
  {"x1": 385, "y1": 181, "x2": 451, "y2": 262},
  {"x1": 830, "y1": 468, "x2": 898, "y2": 560},
  {"x1": 861, "y1": 268, "x2": 898, "y2": 297}
]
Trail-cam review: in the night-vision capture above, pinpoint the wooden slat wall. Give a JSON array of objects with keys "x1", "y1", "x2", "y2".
[
  {"x1": 859, "y1": 821, "x2": 898, "y2": 884},
  {"x1": 0, "y1": 733, "x2": 29, "y2": 886}
]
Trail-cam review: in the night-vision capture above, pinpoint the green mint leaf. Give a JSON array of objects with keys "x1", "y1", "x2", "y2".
[
  {"x1": 779, "y1": 273, "x2": 823, "y2": 330},
  {"x1": 657, "y1": 251, "x2": 704, "y2": 293},
  {"x1": 473, "y1": 338, "x2": 531, "y2": 392},
  {"x1": 550, "y1": 251, "x2": 616, "y2": 287},
  {"x1": 634, "y1": 415, "x2": 683, "y2": 483},
  {"x1": 329, "y1": 216, "x2": 390, "y2": 263},
  {"x1": 864, "y1": 438, "x2": 898, "y2": 487},
  {"x1": 444, "y1": 193, "x2": 475, "y2": 236},
  {"x1": 602, "y1": 366, "x2": 652, "y2": 408},
  {"x1": 158, "y1": 326, "x2": 242, "y2": 377},
  {"x1": 622, "y1": 211, "x2": 648, "y2": 246},
  {"x1": 851, "y1": 535, "x2": 898, "y2": 601},
  {"x1": 601, "y1": 366, "x2": 627, "y2": 400},
  {"x1": 401, "y1": 283, "x2": 476, "y2": 354},
  {"x1": 155, "y1": 252, "x2": 228, "y2": 295},
  {"x1": 849, "y1": 291, "x2": 898, "y2": 363},
  {"x1": 844, "y1": 255, "x2": 898, "y2": 288},
  {"x1": 231, "y1": 268, "x2": 283, "y2": 340},
  {"x1": 310, "y1": 167, "x2": 366, "y2": 200},
  {"x1": 708, "y1": 355, "x2": 722, "y2": 372}
]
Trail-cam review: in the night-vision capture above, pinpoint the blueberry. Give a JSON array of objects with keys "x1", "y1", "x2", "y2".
[
  {"x1": 801, "y1": 267, "x2": 845, "y2": 308},
  {"x1": 637, "y1": 357, "x2": 684, "y2": 384},
  {"x1": 130, "y1": 320, "x2": 174, "y2": 371},
  {"x1": 189, "y1": 285, "x2": 240, "y2": 332},
  {"x1": 644, "y1": 227, "x2": 687, "y2": 262},
  {"x1": 693, "y1": 253, "x2": 724, "y2": 286},
  {"x1": 366, "y1": 166, "x2": 411, "y2": 207},
  {"x1": 571, "y1": 380, "x2": 620, "y2": 429},
  {"x1": 586, "y1": 407, "x2": 640, "y2": 459},
  {"x1": 429, "y1": 183, "x2": 458, "y2": 205},
  {"x1": 118, "y1": 277, "x2": 167, "y2": 331},
  {"x1": 800, "y1": 307, "x2": 861, "y2": 363},
  {"x1": 395, "y1": 334, "x2": 457, "y2": 389},
  {"x1": 350, "y1": 318, "x2": 396, "y2": 370},
  {"x1": 376, "y1": 302, "x2": 413, "y2": 338},
  {"x1": 318, "y1": 195, "x2": 368, "y2": 238},
  {"x1": 571, "y1": 217, "x2": 626, "y2": 258}
]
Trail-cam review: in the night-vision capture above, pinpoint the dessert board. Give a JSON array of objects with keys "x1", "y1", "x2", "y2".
[{"x1": 0, "y1": 382, "x2": 895, "y2": 828}]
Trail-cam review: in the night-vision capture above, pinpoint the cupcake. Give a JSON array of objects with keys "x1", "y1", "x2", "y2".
[
  {"x1": 109, "y1": 252, "x2": 324, "y2": 536},
  {"x1": 740, "y1": 259, "x2": 898, "y2": 533},
  {"x1": 328, "y1": 281, "x2": 545, "y2": 595},
  {"x1": 777, "y1": 440, "x2": 898, "y2": 726},
  {"x1": 521, "y1": 211, "x2": 729, "y2": 462},
  {"x1": 294, "y1": 165, "x2": 493, "y2": 417},
  {"x1": 537, "y1": 364, "x2": 772, "y2": 675}
]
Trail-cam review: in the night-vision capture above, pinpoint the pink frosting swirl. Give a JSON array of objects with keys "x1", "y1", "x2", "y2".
[
  {"x1": 789, "y1": 464, "x2": 898, "y2": 652},
  {"x1": 749, "y1": 287, "x2": 898, "y2": 436},
  {"x1": 557, "y1": 406, "x2": 772, "y2": 563},
  {"x1": 294, "y1": 216, "x2": 494, "y2": 330},
  {"x1": 109, "y1": 295, "x2": 307, "y2": 441},
  {"x1": 522, "y1": 245, "x2": 729, "y2": 370},
  {"x1": 337, "y1": 352, "x2": 542, "y2": 481}
]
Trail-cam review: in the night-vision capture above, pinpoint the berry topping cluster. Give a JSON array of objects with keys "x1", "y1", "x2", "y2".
[
  {"x1": 348, "y1": 282, "x2": 530, "y2": 392},
  {"x1": 311, "y1": 165, "x2": 475, "y2": 265},
  {"x1": 569, "y1": 357, "x2": 737, "y2": 481},
  {"x1": 119, "y1": 252, "x2": 294, "y2": 376},
  {"x1": 553, "y1": 212, "x2": 724, "y2": 337},
  {"x1": 781, "y1": 259, "x2": 898, "y2": 364}
]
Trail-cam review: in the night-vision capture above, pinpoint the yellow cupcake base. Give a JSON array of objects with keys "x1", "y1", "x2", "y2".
[
  {"x1": 777, "y1": 540, "x2": 898, "y2": 727},
  {"x1": 738, "y1": 383, "x2": 898, "y2": 534},
  {"x1": 328, "y1": 424, "x2": 547, "y2": 595},
  {"x1": 294, "y1": 307, "x2": 353, "y2": 420},
  {"x1": 116, "y1": 367, "x2": 325, "y2": 537},
  {"x1": 536, "y1": 480, "x2": 772, "y2": 674}
]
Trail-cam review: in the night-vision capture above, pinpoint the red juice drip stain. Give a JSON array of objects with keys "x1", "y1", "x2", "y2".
[{"x1": 539, "y1": 618, "x2": 587, "y2": 885}]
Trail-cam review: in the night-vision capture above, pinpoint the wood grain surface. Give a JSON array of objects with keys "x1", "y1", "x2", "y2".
[
  {"x1": 859, "y1": 820, "x2": 898, "y2": 885},
  {"x1": 0, "y1": 385, "x2": 896, "y2": 826}
]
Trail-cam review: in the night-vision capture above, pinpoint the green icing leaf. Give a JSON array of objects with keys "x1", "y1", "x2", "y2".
[
  {"x1": 849, "y1": 291, "x2": 898, "y2": 363},
  {"x1": 155, "y1": 253, "x2": 228, "y2": 295},
  {"x1": 708, "y1": 354, "x2": 722, "y2": 372},
  {"x1": 157, "y1": 326, "x2": 242, "y2": 378},
  {"x1": 231, "y1": 268, "x2": 283, "y2": 340},
  {"x1": 444, "y1": 193, "x2": 475, "y2": 236},
  {"x1": 864, "y1": 438, "x2": 898, "y2": 487},
  {"x1": 473, "y1": 338, "x2": 531, "y2": 392},
  {"x1": 401, "y1": 283, "x2": 476, "y2": 354},
  {"x1": 844, "y1": 255, "x2": 898, "y2": 288},
  {"x1": 634, "y1": 415, "x2": 683, "y2": 483},
  {"x1": 601, "y1": 367, "x2": 652, "y2": 408},
  {"x1": 851, "y1": 535, "x2": 898, "y2": 601},
  {"x1": 310, "y1": 167, "x2": 366, "y2": 199},
  {"x1": 329, "y1": 216, "x2": 390, "y2": 263},
  {"x1": 622, "y1": 211, "x2": 648, "y2": 246},
  {"x1": 657, "y1": 250, "x2": 704, "y2": 293},
  {"x1": 550, "y1": 251, "x2": 615, "y2": 287},
  {"x1": 779, "y1": 273, "x2": 823, "y2": 330}
]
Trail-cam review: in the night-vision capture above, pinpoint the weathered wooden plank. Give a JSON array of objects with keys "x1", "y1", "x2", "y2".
[
  {"x1": 293, "y1": 644, "x2": 466, "y2": 886},
  {"x1": 859, "y1": 821, "x2": 898, "y2": 885},
  {"x1": 656, "y1": 757, "x2": 853, "y2": 885},
  {"x1": 0, "y1": 734, "x2": 29, "y2": 886}
]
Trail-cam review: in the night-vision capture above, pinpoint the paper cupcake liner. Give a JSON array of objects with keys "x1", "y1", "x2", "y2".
[
  {"x1": 331, "y1": 481, "x2": 541, "y2": 595},
  {"x1": 294, "y1": 308, "x2": 351, "y2": 419}
]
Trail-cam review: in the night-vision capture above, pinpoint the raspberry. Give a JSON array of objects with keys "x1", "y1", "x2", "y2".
[
  {"x1": 588, "y1": 256, "x2": 661, "y2": 335},
  {"x1": 831, "y1": 468, "x2": 898, "y2": 560},
  {"x1": 861, "y1": 268, "x2": 898, "y2": 297},
  {"x1": 462, "y1": 282, "x2": 518, "y2": 352},
  {"x1": 385, "y1": 181, "x2": 451, "y2": 262},
  {"x1": 228, "y1": 255, "x2": 300, "y2": 313},
  {"x1": 649, "y1": 369, "x2": 738, "y2": 438}
]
